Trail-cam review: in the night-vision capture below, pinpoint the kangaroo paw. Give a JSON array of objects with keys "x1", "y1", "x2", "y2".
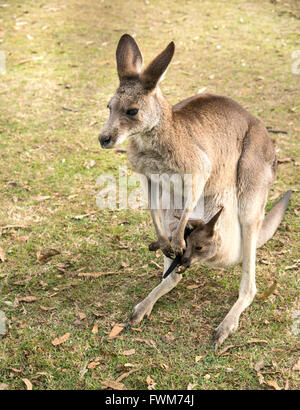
[
  {"x1": 149, "y1": 241, "x2": 160, "y2": 251},
  {"x1": 130, "y1": 300, "x2": 153, "y2": 325},
  {"x1": 213, "y1": 316, "x2": 239, "y2": 347}
]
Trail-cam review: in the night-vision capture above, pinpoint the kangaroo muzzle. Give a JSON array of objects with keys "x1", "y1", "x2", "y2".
[{"x1": 99, "y1": 134, "x2": 113, "y2": 148}]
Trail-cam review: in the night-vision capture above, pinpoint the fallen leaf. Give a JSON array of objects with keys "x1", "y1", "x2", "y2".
[
  {"x1": 22, "y1": 378, "x2": 32, "y2": 390},
  {"x1": 87, "y1": 361, "x2": 100, "y2": 370},
  {"x1": 257, "y1": 372, "x2": 265, "y2": 385},
  {"x1": 91, "y1": 322, "x2": 98, "y2": 334},
  {"x1": 269, "y1": 192, "x2": 281, "y2": 201},
  {"x1": 254, "y1": 360, "x2": 264, "y2": 372},
  {"x1": 162, "y1": 333, "x2": 175, "y2": 343},
  {"x1": 121, "y1": 349, "x2": 135, "y2": 356},
  {"x1": 78, "y1": 312, "x2": 86, "y2": 320},
  {"x1": 13, "y1": 235, "x2": 29, "y2": 243},
  {"x1": 12, "y1": 280, "x2": 26, "y2": 286},
  {"x1": 186, "y1": 284, "x2": 200, "y2": 289},
  {"x1": 195, "y1": 355, "x2": 204, "y2": 363},
  {"x1": 254, "y1": 360, "x2": 265, "y2": 385},
  {"x1": 19, "y1": 296, "x2": 37, "y2": 303},
  {"x1": 116, "y1": 369, "x2": 138, "y2": 382},
  {"x1": 123, "y1": 363, "x2": 135, "y2": 369},
  {"x1": 78, "y1": 272, "x2": 114, "y2": 278},
  {"x1": 256, "y1": 281, "x2": 277, "y2": 300},
  {"x1": 187, "y1": 382, "x2": 197, "y2": 390},
  {"x1": 284, "y1": 378, "x2": 289, "y2": 390},
  {"x1": 217, "y1": 344, "x2": 236, "y2": 356},
  {"x1": 77, "y1": 141, "x2": 89, "y2": 151},
  {"x1": 32, "y1": 195, "x2": 51, "y2": 202},
  {"x1": 285, "y1": 264, "x2": 298, "y2": 270},
  {"x1": 133, "y1": 338, "x2": 158, "y2": 350},
  {"x1": 36, "y1": 248, "x2": 60, "y2": 263},
  {"x1": 108, "y1": 323, "x2": 125, "y2": 339},
  {"x1": 260, "y1": 259, "x2": 270, "y2": 265},
  {"x1": 102, "y1": 380, "x2": 125, "y2": 390},
  {"x1": 266, "y1": 380, "x2": 281, "y2": 390},
  {"x1": 146, "y1": 375, "x2": 157, "y2": 390},
  {"x1": 52, "y1": 332, "x2": 70, "y2": 346},
  {"x1": 292, "y1": 358, "x2": 300, "y2": 371},
  {"x1": 0, "y1": 384, "x2": 8, "y2": 390},
  {"x1": 72, "y1": 212, "x2": 97, "y2": 220},
  {"x1": 247, "y1": 338, "x2": 268, "y2": 344},
  {"x1": 8, "y1": 367, "x2": 22, "y2": 373},
  {"x1": 0, "y1": 245, "x2": 6, "y2": 262},
  {"x1": 150, "y1": 260, "x2": 161, "y2": 269},
  {"x1": 0, "y1": 224, "x2": 27, "y2": 231},
  {"x1": 84, "y1": 159, "x2": 95, "y2": 169},
  {"x1": 40, "y1": 305, "x2": 56, "y2": 311}
]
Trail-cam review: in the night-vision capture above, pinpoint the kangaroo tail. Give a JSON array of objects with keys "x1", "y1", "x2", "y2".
[{"x1": 257, "y1": 190, "x2": 292, "y2": 248}]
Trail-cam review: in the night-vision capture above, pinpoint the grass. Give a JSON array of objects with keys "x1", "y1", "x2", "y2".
[{"x1": 0, "y1": 0, "x2": 299, "y2": 390}]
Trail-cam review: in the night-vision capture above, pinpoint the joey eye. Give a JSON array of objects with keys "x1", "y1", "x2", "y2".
[
  {"x1": 126, "y1": 108, "x2": 139, "y2": 116},
  {"x1": 195, "y1": 246, "x2": 202, "y2": 251}
]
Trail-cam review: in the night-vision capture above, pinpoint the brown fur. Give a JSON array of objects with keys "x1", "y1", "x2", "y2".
[{"x1": 99, "y1": 34, "x2": 279, "y2": 346}]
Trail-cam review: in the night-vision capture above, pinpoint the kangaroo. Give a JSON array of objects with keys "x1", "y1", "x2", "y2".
[
  {"x1": 99, "y1": 34, "x2": 282, "y2": 345},
  {"x1": 150, "y1": 191, "x2": 292, "y2": 275}
]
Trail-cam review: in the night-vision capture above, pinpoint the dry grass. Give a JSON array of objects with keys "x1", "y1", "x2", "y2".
[{"x1": 0, "y1": 0, "x2": 299, "y2": 390}]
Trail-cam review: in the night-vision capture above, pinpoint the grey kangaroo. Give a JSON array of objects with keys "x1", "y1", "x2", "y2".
[{"x1": 99, "y1": 34, "x2": 288, "y2": 345}]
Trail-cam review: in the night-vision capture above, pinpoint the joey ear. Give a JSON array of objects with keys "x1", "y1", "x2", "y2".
[
  {"x1": 187, "y1": 219, "x2": 205, "y2": 230},
  {"x1": 140, "y1": 41, "x2": 175, "y2": 90},
  {"x1": 116, "y1": 34, "x2": 143, "y2": 81},
  {"x1": 205, "y1": 207, "x2": 223, "y2": 234}
]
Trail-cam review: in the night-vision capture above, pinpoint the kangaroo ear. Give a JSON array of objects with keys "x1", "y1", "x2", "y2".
[
  {"x1": 116, "y1": 34, "x2": 143, "y2": 81},
  {"x1": 205, "y1": 207, "x2": 223, "y2": 235},
  {"x1": 140, "y1": 41, "x2": 175, "y2": 90}
]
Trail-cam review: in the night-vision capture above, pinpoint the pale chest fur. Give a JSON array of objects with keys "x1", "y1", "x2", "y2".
[
  {"x1": 128, "y1": 133, "x2": 212, "y2": 179},
  {"x1": 128, "y1": 134, "x2": 182, "y2": 177},
  {"x1": 203, "y1": 190, "x2": 242, "y2": 268}
]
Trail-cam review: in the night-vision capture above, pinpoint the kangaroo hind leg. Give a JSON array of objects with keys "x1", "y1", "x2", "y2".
[
  {"x1": 130, "y1": 256, "x2": 182, "y2": 325},
  {"x1": 214, "y1": 186, "x2": 268, "y2": 346}
]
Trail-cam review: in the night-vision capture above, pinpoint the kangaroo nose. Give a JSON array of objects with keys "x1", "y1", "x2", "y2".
[
  {"x1": 182, "y1": 257, "x2": 190, "y2": 267},
  {"x1": 99, "y1": 135, "x2": 112, "y2": 148}
]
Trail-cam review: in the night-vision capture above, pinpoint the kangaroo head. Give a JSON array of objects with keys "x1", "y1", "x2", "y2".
[
  {"x1": 181, "y1": 208, "x2": 223, "y2": 268},
  {"x1": 99, "y1": 34, "x2": 175, "y2": 148}
]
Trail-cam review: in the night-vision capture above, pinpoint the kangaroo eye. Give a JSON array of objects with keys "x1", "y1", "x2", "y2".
[
  {"x1": 195, "y1": 246, "x2": 202, "y2": 251},
  {"x1": 126, "y1": 108, "x2": 139, "y2": 116}
]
